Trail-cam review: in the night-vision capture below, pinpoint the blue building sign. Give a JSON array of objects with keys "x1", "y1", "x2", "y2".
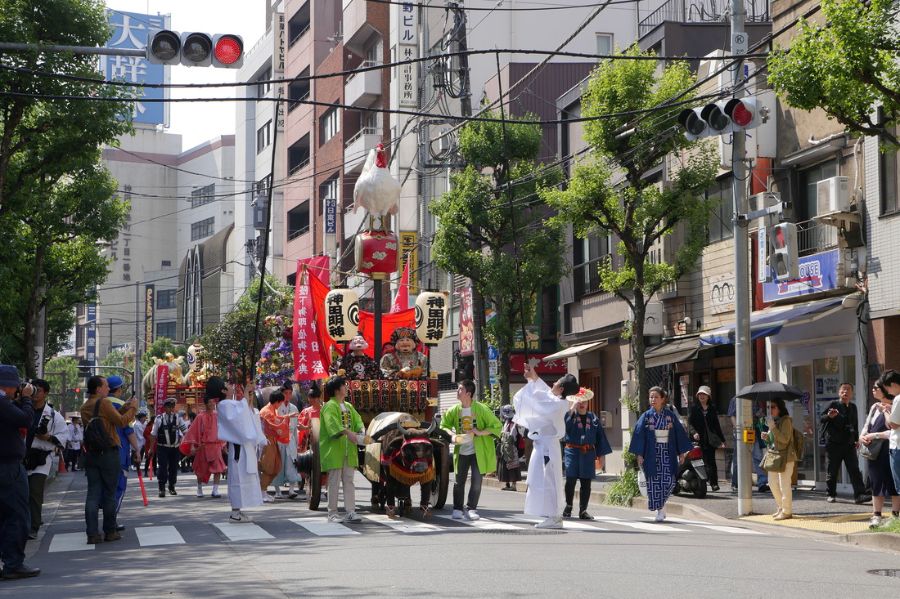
[
  {"x1": 102, "y1": 10, "x2": 169, "y2": 126},
  {"x1": 86, "y1": 302, "x2": 97, "y2": 365},
  {"x1": 762, "y1": 248, "x2": 841, "y2": 303}
]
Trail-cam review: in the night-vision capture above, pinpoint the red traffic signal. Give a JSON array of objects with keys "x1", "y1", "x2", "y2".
[
  {"x1": 724, "y1": 97, "x2": 758, "y2": 129},
  {"x1": 213, "y1": 34, "x2": 244, "y2": 68}
]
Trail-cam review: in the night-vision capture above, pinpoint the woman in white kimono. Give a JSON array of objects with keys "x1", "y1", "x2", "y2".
[
  {"x1": 217, "y1": 384, "x2": 267, "y2": 523},
  {"x1": 513, "y1": 363, "x2": 581, "y2": 529}
]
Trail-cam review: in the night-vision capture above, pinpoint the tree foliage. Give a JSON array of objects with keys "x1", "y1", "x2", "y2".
[
  {"x1": 141, "y1": 338, "x2": 185, "y2": 372},
  {"x1": 200, "y1": 277, "x2": 293, "y2": 383},
  {"x1": 542, "y1": 47, "x2": 718, "y2": 403},
  {"x1": 43, "y1": 355, "x2": 79, "y2": 413},
  {"x1": 0, "y1": 0, "x2": 136, "y2": 375},
  {"x1": 767, "y1": 0, "x2": 900, "y2": 145},
  {"x1": 431, "y1": 112, "x2": 565, "y2": 402}
]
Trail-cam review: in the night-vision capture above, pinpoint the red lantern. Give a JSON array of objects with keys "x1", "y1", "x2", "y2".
[{"x1": 355, "y1": 229, "x2": 399, "y2": 279}]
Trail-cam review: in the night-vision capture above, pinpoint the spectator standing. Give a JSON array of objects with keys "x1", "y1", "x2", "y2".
[
  {"x1": 25, "y1": 378, "x2": 68, "y2": 540},
  {"x1": 80, "y1": 375, "x2": 136, "y2": 544},
  {"x1": 496, "y1": 404, "x2": 524, "y2": 491},
  {"x1": 562, "y1": 389, "x2": 611, "y2": 520},
  {"x1": 0, "y1": 366, "x2": 40, "y2": 579},
  {"x1": 688, "y1": 386, "x2": 726, "y2": 492},
  {"x1": 150, "y1": 397, "x2": 186, "y2": 497},
  {"x1": 761, "y1": 398, "x2": 798, "y2": 520},
  {"x1": 820, "y1": 383, "x2": 870, "y2": 503},
  {"x1": 106, "y1": 376, "x2": 140, "y2": 523},
  {"x1": 861, "y1": 380, "x2": 900, "y2": 528},
  {"x1": 882, "y1": 370, "x2": 900, "y2": 499},
  {"x1": 66, "y1": 415, "x2": 83, "y2": 472}
]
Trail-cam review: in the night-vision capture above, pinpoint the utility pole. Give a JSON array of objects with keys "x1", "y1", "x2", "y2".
[
  {"x1": 134, "y1": 282, "x2": 142, "y2": 405},
  {"x1": 450, "y1": 2, "x2": 490, "y2": 395},
  {"x1": 730, "y1": 0, "x2": 753, "y2": 516}
]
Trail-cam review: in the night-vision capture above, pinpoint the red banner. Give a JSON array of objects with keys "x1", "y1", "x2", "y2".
[
  {"x1": 154, "y1": 363, "x2": 169, "y2": 413},
  {"x1": 509, "y1": 354, "x2": 568, "y2": 375},
  {"x1": 293, "y1": 257, "x2": 331, "y2": 382}
]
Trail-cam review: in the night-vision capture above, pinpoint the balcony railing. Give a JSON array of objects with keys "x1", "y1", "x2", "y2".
[
  {"x1": 639, "y1": 0, "x2": 770, "y2": 38},
  {"x1": 796, "y1": 218, "x2": 838, "y2": 257}
]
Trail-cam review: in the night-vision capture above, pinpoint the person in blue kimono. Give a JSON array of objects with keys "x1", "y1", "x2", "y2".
[
  {"x1": 563, "y1": 388, "x2": 612, "y2": 520},
  {"x1": 630, "y1": 386, "x2": 692, "y2": 522}
]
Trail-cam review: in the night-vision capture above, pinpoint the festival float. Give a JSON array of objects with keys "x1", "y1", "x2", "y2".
[
  {"x1": 141, "y1": 342, "x2": 212, "y2": 414},
  {"x1": 281, "y1": 143, "x2": 453, "y2": 515}
]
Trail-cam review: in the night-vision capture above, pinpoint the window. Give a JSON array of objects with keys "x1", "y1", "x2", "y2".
[
  {"x1": 288, "y1": 68, "x2": 310, "y2": 112},
  {"x1": 573, "y1": 233, "x2": 610, "y2": 298},
  {"x1": 706, "y1": 179, "x2": 734, "y2": 243},
  {"x1": 257, "y1": 67, "x2": 272, "y2": 99},
  {"x1": 798, "y1": 160, "x2": 837, "y2": 221},
  {"x1": 881, "y1": 127, "x2": 900, "y2": 215},
  {"x1": 256, "y1": 120, "x2": 271, "y2": 154},
  {"x1": 156, "y1": 289, "x2": 176, "y2": 310},
  {"x1": 320, "y1": 107, "x2": 340, "y2": 144},
  {"x1": 596, "y1": 33, "x2": 613, "y2": 56},
  {"x1": 190, "y1": 184, "x2": 215, "y2": 209},
  {"x1": 287, "y1": 201, "x2": 310, "y2": 240},
  {"x1": 156, "y1": 321, "x2": 176, "y2": 340},
  {"x1": 191, "y1": 217, "x2": 215, "y2": 241},
  {"x1": 288, "y1": 134, "x2": 310, "y2": 174},
  {"x1": 288, "y1": 2, "x2": 310, "y2": 48}
]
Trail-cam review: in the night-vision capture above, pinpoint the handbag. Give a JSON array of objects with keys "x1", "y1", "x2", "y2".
[
  {"x1": 637, "y1": 469, "x2": 648, "y2": 498},
  {"x1": 859, "y1": 438, "x2": 886, "y2": 461},
  {"x1": 760, "y1": 448, "x2": 787, "y2": 472}
]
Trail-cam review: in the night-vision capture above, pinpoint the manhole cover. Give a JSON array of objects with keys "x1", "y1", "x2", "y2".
[{"x1": 868, "y1": 569, "x2": 900, "y2": 578}]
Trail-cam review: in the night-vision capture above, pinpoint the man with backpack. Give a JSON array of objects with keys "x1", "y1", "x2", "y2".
[{"x1": 80, "y1": 376, "x2": 137, "y2": 545}]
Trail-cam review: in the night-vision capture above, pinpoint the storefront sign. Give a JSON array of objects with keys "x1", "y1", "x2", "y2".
[
  {"x1": 509, "y1": 354, "x2": 567, "y2": 375},
  {"x1": 513, "y1": 325, "x2": 540, "y2": 351},
  {"x1": 324, "y1": 198, "x2": 337, "y2": 234},
  {"x1": 399, "y1": 231, "x2": 419, "y2": 294},
  {"x1": 762, "y1": 248, "x2": 841, "y2": 303},
  {"x1": 144, "y1": 285, "x2": 154, "y2": 352},
  {"x1": 708, "y1": 274, "x2": 736, "y2": 315},
  {"x1": 86, "y1": 303, "x2": 97, "y2": 364},
  {"x1": 458, "y1": 287, "x2": 474, "y2": 356}
]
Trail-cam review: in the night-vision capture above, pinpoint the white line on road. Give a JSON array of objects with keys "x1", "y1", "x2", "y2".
[
  {"x1": 363, "y1": 513, "x2": 443, "y2": 533},
  {"x1": 640, "y1": 517, "x2": 766, "y2": 535},
  {"x1": 592, "y1": 516, "x2": 687, "y2": 532},
  {"x1": 136, "y1": 526, "x2": 185, "y2": 547},
  {"x1": 435, "y1": 515, "x2": 521, "y2": 531},
  {"x1": 289, "y1": 517, "x2": 360, "y2": 536},
  {"x1": 213, "y1": 522, "x2": 275, "y2": 541},
  {"x1": 48, "y1": 533, "x2": 94, "y2": 553},
  {"x1": 511, "y1": 516, "x2": 607, "y2": 531}
]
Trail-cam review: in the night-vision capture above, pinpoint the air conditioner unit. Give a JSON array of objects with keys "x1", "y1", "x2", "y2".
[{"x1": 816, "y1": 176, "x2": 850, "y2": 215}]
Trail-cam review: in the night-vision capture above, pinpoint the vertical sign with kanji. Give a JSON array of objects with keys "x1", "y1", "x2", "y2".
[
  {"x1": 399, "y1": 231, "x2": 419, "y2": 294},
  {"x1": 102, "y1": 10, "x2": 169, "y2": 125},
  {"x1": 144, "y1": 285, "x2": 154, "y2": 352},
  {"x1": 394, "y1": 2, "x2": 418, "y2": 109},
  {"x1": 293, "y1": 270, "x2": 329, "y2": 381},
  {"x1": 273, "y1": 11, "x2": 286, "y2": 131},
  {"x1": 86, "y1": 303, "x2": 98, "y2": 365}
]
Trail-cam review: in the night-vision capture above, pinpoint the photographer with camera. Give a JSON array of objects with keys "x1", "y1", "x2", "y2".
[
  {"x1": 80, "y1": 375, "x2": 136, "y2": 544},
  {"x1": 25, "y1": 378, "x2": 68, "y2": 540},
  {"x1": 0, "y1": 365, "x2": 40, "y2": 579}
]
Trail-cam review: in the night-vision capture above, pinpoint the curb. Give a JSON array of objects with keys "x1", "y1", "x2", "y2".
[{"x1": 840, "y1": 531, "x2": 900, "y2": 553}]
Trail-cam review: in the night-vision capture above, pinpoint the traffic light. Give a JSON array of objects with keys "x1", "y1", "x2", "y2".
[
  {"x1": 147, "y1": 30, "x2": 243, "y2": 68},
  {"x1": 770, "y1": 222, "x2": 799, "y2": 282},
  {"x1": 454, "y1": 353, "x2": 475, "y2": 383},
  {"x1": 678, "y1": 96, "x2": 760, "y2": 140}
]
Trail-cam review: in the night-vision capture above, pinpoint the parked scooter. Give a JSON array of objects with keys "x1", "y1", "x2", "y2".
[{"x1": 672, "y1": 443, "x2": 708, "y2": 498}]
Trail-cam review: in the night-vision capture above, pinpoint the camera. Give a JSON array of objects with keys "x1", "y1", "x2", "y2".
[{"x1": 36, "y1": 414, "x2": 51, "y2": 436}]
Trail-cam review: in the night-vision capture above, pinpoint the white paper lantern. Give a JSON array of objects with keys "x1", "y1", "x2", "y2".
[
  {"x1": 325, "y1": 287, "x2": 360, "y2": 342},
  {"x1": 415, "y1": 291, "x2": 449, "y2": 346}
]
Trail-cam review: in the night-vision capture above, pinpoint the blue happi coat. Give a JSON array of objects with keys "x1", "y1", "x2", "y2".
[
  {"x1": 629, "y1": 407, "x2": 692, "y2": 479},
  {"x1": 563, "y1": 411, "x2": 612, "y2": 479}
]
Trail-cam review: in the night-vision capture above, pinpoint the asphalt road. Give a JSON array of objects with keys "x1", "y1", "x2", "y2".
[{"x1": 9, "y1": 470, "x2": 900, "y2": 598}]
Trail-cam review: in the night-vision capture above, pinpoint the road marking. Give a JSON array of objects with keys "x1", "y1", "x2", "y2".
[
  {"x1": 641, "y1": 517, "x2": 765, "y2": 535},
  {"x1": 48, "y1": 533, "x2": 94, "y2": 553},
  {"x1": 213, "y1": 522, "x2": 275, "y2": 541},
  {"x1": 290, "y1": 517, "x2": 360, "y2": 536},
  {"x1": 136, "y1": 526, "x2": 185, "y2": 547},
  {"x1": 363, "y1": 513, "x2": 443, "y2": 533},
  {"x1": 511, "y1": 516, "x2": 606, "y2": 531},
  {"x1": 435, "y1": 515, "x2": 521, "y2": 531},
  {"x1": 593, "y1": 516, "x2": 687, "y2": 532}
]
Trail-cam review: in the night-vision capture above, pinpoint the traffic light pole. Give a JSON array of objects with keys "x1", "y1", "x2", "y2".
[
  {"x1": 0, "y1": 42, "x2": 144, "y2": 57},
  {"x1": 730, "y1": 0, "x2": 753, "y2": 517}
]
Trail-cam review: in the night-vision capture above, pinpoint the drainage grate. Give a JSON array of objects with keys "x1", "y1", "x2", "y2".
[{"x1": 868, "y1": 569, "x2": 900, "y2": 578}]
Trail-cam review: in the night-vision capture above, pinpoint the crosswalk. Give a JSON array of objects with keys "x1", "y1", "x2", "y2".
[{"x1": 43, "y1": 512, "x2": 764, "y2": 553}]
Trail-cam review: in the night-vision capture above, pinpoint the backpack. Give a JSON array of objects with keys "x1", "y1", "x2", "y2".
[
  {"x1": 83, "y1": 399, "x2": 115, "y2": 452},
  {"x1": 792, "y1": 427, "x2": 805, "y2": 462}
]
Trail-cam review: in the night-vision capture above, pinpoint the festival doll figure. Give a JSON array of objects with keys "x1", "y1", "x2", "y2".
[
  {"x1": 333, "y1": 336, "x2": 380, "y2": 380},
  {"x1": 379, "y1": 328, "x2": 427, "y2": 379},
  {"x1": 182, "y1": 377, "x2": 228, "y2": 498},
  {"x1": 629, "y1": 386, "x2": 692, "y2": 522}
]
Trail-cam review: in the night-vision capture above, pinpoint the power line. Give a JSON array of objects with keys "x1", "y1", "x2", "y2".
[{"x1": 366, "y1": 0, "x2": 644, "y2": 10}]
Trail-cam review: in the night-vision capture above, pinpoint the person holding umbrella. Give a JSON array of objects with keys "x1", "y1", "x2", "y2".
[{"x1": 761, "y1": 397, "x2": 798, "y2": 520}]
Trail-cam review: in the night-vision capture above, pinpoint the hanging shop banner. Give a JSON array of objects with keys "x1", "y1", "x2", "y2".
[
  {"x1": 761, "y1": 248, "x2": 841, "y2": 303},
  {"x1": 458, "y1": 287, "x2": 474, "y2": 356},
  {"x1": 292, "y1": 257, "x2": 331, "y2": 381},
  {"x1": 144, "y1": 284, "x2": 154, "y2": 353},
  {"x1": 415, "y1": 291, "x2": 449, "y2": 345},
  {"x1": 399, "y1": 231, "x2": 419, "y2": 294},
  {"x1": 154, "y1": 363, "x2": 169, "y2": 413}
]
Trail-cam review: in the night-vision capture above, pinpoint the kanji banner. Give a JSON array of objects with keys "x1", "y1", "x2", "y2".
[
  {"x1": 154, "y1": 363, "x2": 169, "y2": 413},
  {"x1": 293, "y1": 258, "x2": 331, "y2": 381}
]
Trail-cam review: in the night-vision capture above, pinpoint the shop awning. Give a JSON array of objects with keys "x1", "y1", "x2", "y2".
[
  {"x1": 644, "y1": 337, "x2": 701, "y2": 368},
  {"x1": 699, "y1": 296, "x2": 847, "y2": 346},
  {"x1": 541, "y1": 339, "x2": 608, "y2": 362}
]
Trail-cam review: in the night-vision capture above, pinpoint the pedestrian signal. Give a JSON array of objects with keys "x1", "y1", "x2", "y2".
[{"x1": 770, "y1": 222, "x2": 799, "y2": 282}]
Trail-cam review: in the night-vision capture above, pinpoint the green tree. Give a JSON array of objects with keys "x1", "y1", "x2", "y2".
[
  {"x1": 200, "y1": 277, "x2": 292, "y2": 383},
  {"x1": 43, "y1": 355, "x2": 80, "y2": 414},
  {"x1": 142, "y1": 338, "x2": 185, "y2": 372},
  {"x1": 0, "y1": 0, "x2": 135, "y2": 375},
  {"x1": 543, "y1": 47, "x2": 718, "y2": 405},
  {"x1": 431, "y1": 112, "x2": 565, "y2": 403},
  {"x1": 768, "y1": 0, "x2": 900, "y2": 146},
  {"x1": 101, "y1": 348, "x2": 135, "y2": 392}
]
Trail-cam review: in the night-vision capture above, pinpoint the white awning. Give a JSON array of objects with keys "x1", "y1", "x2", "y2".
[{"x1": 541, "y1": 340, "x2": 608, "y2": 362}]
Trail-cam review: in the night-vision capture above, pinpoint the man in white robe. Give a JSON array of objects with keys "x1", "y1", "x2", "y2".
[
  {"x1": 513, "y1": 363, "x2": 579, "y2": 529},
  {"x1": 217, "y1": 393, "x2": 267, "y2": 522}
]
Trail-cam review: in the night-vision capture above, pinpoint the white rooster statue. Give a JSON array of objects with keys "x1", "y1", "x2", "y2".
[{"x1": 352, "y1": 143, "x2": 400, "y2": 229}]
